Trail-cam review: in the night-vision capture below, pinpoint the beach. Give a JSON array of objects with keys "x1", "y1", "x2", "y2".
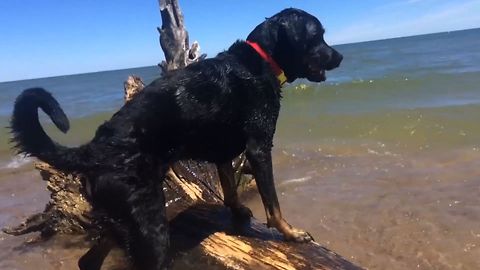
[{"x1": 1, "y1": 28, "x2": 479, "y2": 269}]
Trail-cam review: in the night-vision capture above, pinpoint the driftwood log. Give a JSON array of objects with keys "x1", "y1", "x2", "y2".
[
  {"x1": 3, "y1": 161, "x2": 361, "y2": 269},
  {"x1": 3, "y1": 0, "x2": 363, "y2": 269},
  {"x1": 157, "y1": 0, "x2": 206, "y2": 73}
]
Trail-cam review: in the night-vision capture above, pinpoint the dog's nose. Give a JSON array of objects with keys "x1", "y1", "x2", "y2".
[
  {"x1": 335, "y1": 52, "x2": 343, "y2": 66},
  {"x1": 326, "y1": 50, "x2": 343, "y2": 70}
]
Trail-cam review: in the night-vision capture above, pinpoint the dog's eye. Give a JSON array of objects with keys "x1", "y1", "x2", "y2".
[{"x1": 308, "y1": 34, "x2": 324, "y2": 47}]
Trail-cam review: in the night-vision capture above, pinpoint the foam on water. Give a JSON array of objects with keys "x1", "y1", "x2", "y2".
[{"x1": 1, "y1": 154, "x2": 32, "y2": 170}]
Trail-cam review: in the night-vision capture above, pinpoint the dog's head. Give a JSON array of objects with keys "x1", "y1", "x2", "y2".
[{"x1": 247, "y1": 8, "x2": 342, "y2": 83}]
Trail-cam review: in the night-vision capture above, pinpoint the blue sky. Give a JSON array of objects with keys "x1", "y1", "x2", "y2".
[{"x1": 1, "y1": 0, "x2": 479, "y2": 82}]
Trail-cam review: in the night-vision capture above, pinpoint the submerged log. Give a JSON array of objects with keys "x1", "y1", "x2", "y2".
[
  {"x1": 2, "y1": 161, "x2": 224, "y2": 237},
  {"x1": 3, "y1": 160, "x2": 362, "y2": 270},
  {"x1": 3, "y1": 162, "x2": 91, "y2": 237}
]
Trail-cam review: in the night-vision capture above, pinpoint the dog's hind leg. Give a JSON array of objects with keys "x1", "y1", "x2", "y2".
[
  {"x1": 91, "y1": 171, "x2": 169, "y2": 270},
  {"x1": 217, "y1": 161, "x2": 253, "y2": 221},
  {"x1": 128, "y1": 183, "x2": 169, "y2": 270},
  {"x1": 78, "y1": 234, "x2": 114, "y2": 270}
]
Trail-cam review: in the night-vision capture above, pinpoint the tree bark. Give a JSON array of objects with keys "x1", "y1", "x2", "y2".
[
  {"x1": 157, "y1": 0, "x2": 205, "y2": 73},
  {"x1": 124, "y1": 75, "x2": 145, "y2": 102},
  {"x1": 169, "y1": 204, "x2": 362, "y2": 270}
]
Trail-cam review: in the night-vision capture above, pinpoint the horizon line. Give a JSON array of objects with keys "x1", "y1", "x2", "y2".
[{"x1": 2, "y1": 27, "x2": 478, "y2": 83}]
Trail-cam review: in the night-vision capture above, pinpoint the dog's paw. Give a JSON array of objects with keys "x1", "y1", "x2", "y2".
[
  {"x1": 231, "y1": 204, "x2": 253, "y2": 221},
  {"x1": 284, "y1": 227, "x2": 314, "y2": 243},
  {"x1": 78, "y1": 254, "x2": 101, "y2": 270}
]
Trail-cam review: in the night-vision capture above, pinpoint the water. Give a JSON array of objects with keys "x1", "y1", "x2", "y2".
[{"x1": 1, "y1": 28, "x2": 480, "y2": 269}]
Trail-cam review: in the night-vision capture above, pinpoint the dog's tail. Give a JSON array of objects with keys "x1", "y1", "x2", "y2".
[{"x1": 10, "y1": 88, "x2": 81, "y2": 170}]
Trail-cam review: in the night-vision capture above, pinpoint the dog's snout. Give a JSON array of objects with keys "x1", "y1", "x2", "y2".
[
  {"x1": 333, "y1": 50, "x2": 343, "y2": 66},
  {"x1": 326, "y1": 49, "x2": 343, "y2": 70}
]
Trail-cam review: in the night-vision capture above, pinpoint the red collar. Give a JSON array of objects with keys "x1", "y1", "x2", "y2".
[{"x1": 245, "y1": 40, "x2": 287, "y2": 86}]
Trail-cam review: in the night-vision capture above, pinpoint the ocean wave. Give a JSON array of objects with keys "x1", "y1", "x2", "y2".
[
  {"x1": 0, "y1": 68, "x2": 479, "y2": 162},
  {"x1": 285, "y1": 71, "x2": 480, "y2": 114}
]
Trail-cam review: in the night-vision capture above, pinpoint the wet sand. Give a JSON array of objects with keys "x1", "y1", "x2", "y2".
[{"x1": 1, "y1": 145, "x2": 479, "y2": 269}]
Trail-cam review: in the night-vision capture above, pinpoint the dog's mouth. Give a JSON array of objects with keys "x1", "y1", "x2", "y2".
[{"x1": 306, "y1": 67, "x2": 326, "y2": 82}]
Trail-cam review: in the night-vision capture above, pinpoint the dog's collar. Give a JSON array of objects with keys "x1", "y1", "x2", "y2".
[{"x1": 246, "y1": 40, "x2": 287, "y2": 86}]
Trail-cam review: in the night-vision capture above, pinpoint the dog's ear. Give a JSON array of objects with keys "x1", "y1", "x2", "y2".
[
  {"x1": 274, "y1": 15, "x2": 314, "y2": 56},
  {"x1": 247, "y1": 20, "x2": 281, "y2": 54},
  {"x1": 274, "y1": 22, "x2": 295, "y2": 56},
  {"x1": 276, "y1": 19, "x2": 297, "y2": 43}
]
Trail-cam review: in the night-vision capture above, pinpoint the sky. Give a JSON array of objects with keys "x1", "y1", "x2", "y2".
[{"x1": 1, "y1": 0, "x2": 479, "y2": 82}]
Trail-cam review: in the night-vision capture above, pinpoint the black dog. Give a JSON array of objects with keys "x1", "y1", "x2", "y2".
[{"x1": 11, "y1": 8, "x2": 342, "y2": 270}]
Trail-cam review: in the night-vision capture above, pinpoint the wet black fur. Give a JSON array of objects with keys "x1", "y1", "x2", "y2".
[{"x1": 10, "y1": 8, "x2": 342, "y2": 270}]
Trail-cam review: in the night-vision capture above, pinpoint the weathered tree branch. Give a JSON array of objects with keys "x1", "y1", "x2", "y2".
[
  {"x1": 3, "y1": 162, "x2": 92, "y2": 237},
  {"x1": 157, "y1": 0, "x2": 206, "y2": 74},
  {"x1": 124, "y1": 75, "x2": 145, "y2": 102}
]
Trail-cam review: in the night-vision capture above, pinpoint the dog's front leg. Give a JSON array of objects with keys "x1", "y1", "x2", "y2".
[
  {"x1": 245, "y1": 139, "x2": 313, "y2": 242},
  {"x1": 217, "y1": 161, "x2": 253, "y2": 220}
]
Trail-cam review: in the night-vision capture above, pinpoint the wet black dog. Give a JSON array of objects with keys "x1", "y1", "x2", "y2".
[{"x1": 11, "y1": 8, "x2": 342, "y2": 270}]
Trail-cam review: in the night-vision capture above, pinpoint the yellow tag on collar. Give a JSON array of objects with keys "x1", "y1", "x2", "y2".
[{"x1": 277, "y1": 71, "x2": 287, "y2": 86}]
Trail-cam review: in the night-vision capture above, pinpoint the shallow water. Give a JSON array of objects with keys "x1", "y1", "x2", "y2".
[
  {"x1": 1, "y1": 144, "x2": 478, "y2": 269},
  {"x1": 247, "y1": 144, "x2": 480, "y2": 269}
]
